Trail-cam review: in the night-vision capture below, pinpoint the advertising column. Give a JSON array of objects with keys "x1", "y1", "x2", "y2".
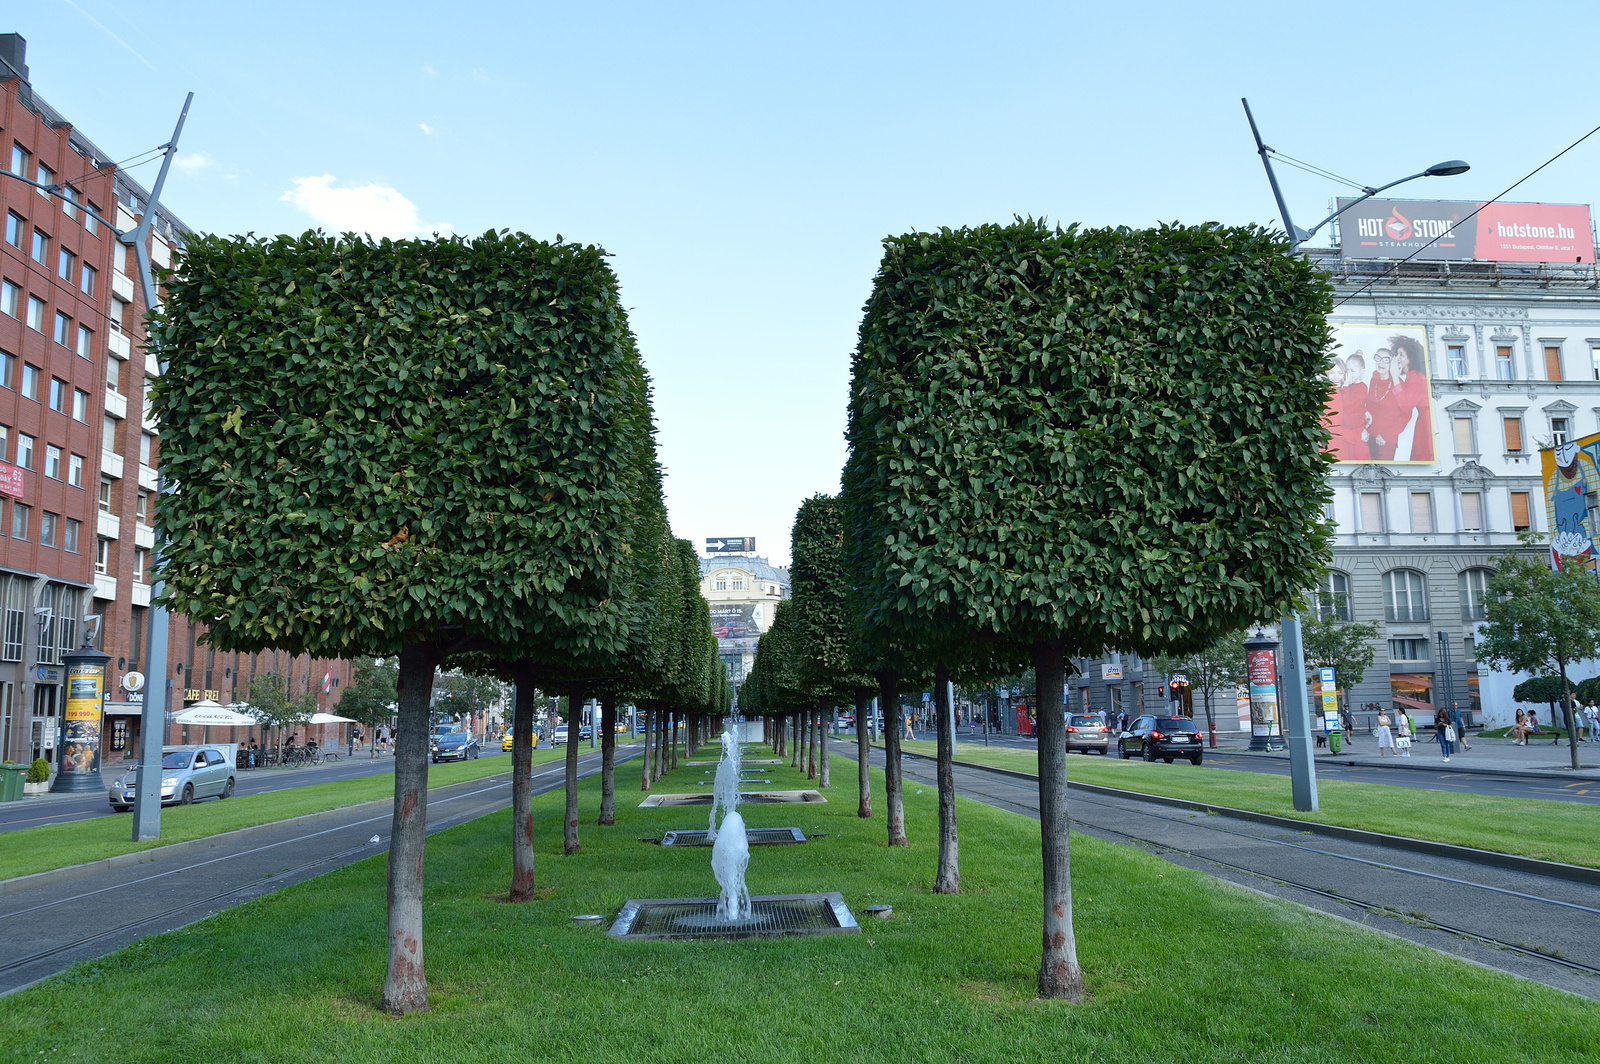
[
  {"x1": 50, "y1": 642, "x2": 112, "y2": 793},
  {"x1": 1244, "y1": 632, "x2": 1283, "y2": 752}
]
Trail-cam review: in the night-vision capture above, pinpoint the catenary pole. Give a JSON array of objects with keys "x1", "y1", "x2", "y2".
[{"x1": 1278, "y1": 614, "x2": 1319, "y2": 812}]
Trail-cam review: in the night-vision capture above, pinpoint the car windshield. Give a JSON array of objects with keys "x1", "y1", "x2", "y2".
[
  {"x1": 1157, "y1": 718, "x2": 1198, "y2": 732},
  {"x1": 161, "y1": 752, "x2": 194, "y2": 769},
  {"x1": 1070, "y1": 716, "x2": 1101, "y2": 727},
  {"x1": 440, "y1": 734, "x2": 465, "y2": 744}
]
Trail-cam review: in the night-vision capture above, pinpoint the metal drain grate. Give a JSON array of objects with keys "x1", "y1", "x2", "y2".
[
  {"x1": 610, "y1": 893, "x2": 858, "y2": 940},
  {"x1": 638, "y1": 790, "x2": 827, "y2": 808},
  {"x1": 660, "y1": 827, "x2": 807, "y2": 847}
]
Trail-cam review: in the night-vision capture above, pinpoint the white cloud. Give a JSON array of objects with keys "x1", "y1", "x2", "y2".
[
  {"x1": 418, "y1": 122, "x2": 435, "y2": 136},
  {"x1": 280, "y1": 175, "x2": 450, "y2": 239},
  {"x1": 174, "y1": 151, "x2": 215, "y2": 173}
]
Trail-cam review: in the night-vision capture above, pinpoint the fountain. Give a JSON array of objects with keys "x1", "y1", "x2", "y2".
[{"x1": 706, "y1": 723, "x2": 742, "y2": 843}]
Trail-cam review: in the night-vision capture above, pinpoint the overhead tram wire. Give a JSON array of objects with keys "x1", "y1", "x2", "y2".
[{"x1": 1333, "y1": 118, "x2": 1600, "y2": 309}]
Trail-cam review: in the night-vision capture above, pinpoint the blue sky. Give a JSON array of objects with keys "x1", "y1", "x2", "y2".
[{"x1": 14, "y1": 1, "x2": 1600, "y2": 564}]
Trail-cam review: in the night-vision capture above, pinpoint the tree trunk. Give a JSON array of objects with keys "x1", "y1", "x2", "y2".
[
  {"x1": 854, "y1": 687, "x2": 872, "y2": 816},
  {"x1": 508, "y1": 663, "x2": 538, "y2": 902},
  {"x1": 933, "y1": 661, "x2": 959, "y2": 893},
  {"x1": 805, "y1": 705, "x2": 816, "y2": 779},
  {"x1": 881, "y1": 671, "x2": 907, "y2": 846},
  {"x1": 791, "y1": 713, "x2": 801, "y2": 768},
  {"x1": 381, "y1": 640, "x2": 442, "y2": 1015},
  {"x1": 1032, "y1": 637, "x2": 1084, "y2": 1001},
  {"x1": 598, "y1": 692, "x2": 617, "y2": 825},
  {"x1": 818, "y1": 702, "x2": 830, "y2": 788},
  {"x1": 563, "y1": 685, "x2": 583, "y2": 855},
  {"x1": 641, "y1": 705, "x2": 653, "y2": 791},
  {"x1": 670, "y1": 710, "x2": 679, "y2": 771},
  {"x1": 1560, "y1": 660, "x2": 1581, "y2": 771}
]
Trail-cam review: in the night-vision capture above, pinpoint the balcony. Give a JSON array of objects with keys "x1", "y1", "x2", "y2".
[
  {"x1": 107, "y1": 330, "x2": 131, "y2": 361},
  {"x1": 98, "y1": 511, "x2": 120, "y2": 540},
  {"x1": 137, "y1": 464, "x2": 158, "y2": 492},
  {"x1": 131, "y1": 582, "x2": 150, "y2": 607},
  {"x1": 134, "y1": 523, "x2": 154, "y2": 550},
  {"x1": 112, "y1": 270, "x2": 134, "y2": 303},
  {"x1": 101, "y1": 450, "x2": 124, "y2": 480},
  {"x1": 116, "y1": 205, "x2": 137, "y2": 232},
  {"x1": 145, "y1": 353, "x2": 160, "y2": 378},
  {"x1": 104, "y1": 388, "x2": 127, "y2": 420},
  {"x1": 141, "y1": 407, "x2": 158, "y2": 433},
  {"x1": 93, "y1": 573, "x2": 117, "y2": 601}
]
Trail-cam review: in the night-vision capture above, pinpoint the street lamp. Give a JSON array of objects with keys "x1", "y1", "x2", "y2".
[{"x1": 1241, "y1": 98, "x2": 1469, "y2": 252}]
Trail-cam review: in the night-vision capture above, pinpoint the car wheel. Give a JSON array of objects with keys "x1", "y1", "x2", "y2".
[
  {"x1": 1098, "y1": 748, "x2": 1109, "y2": 755},
  {"x1": 180, "y1": 783, "x2": 194, "y2": 805},
  {"x1": 1118, "y1": 742, "x2": 1129, "y2": 759},
  {"x1": 111, "y1": 804, "x2": 130, "y2": 812},
  {"x1": 221, "y1": 778, "x2": 235, "y2": 799},
  {"x1": 1163, "y1": 757, "x2": 1173, "y2": 764},
  {"x1": 1143, "y1": 744, "x2": 1156, "y2": 762},
  {"x1": 1190, "y1": 755, "x2": 1202, "y2": 766}
]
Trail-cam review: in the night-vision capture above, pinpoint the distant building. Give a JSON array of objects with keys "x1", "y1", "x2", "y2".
[{"x1": 698, "y1": 553, "x2": 789, "y2": 691}]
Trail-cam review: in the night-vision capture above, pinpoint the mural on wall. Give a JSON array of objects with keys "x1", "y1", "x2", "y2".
[
  {"x1": 1324, "y1": 325, "x2": 1435, "y2": 464},
  {"x1": 1542, "y1": 434, "x2": 1600, "y2": 572}
]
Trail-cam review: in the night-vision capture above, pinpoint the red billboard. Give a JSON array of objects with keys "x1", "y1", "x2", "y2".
[
  {"x1": 0, "y1": 462, "x2": 22, "y2": 499},
  {"x1": 1338, "y1": 199, "x2": 1593, "y2": 263}
]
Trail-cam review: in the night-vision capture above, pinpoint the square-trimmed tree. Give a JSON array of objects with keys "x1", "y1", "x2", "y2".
[
  {"x1": 152, "y1": 230, "x2": 655, "y2": 1014},
  {"x1": 841, "y1": 219, "x2": 1333, "y2": 999}
]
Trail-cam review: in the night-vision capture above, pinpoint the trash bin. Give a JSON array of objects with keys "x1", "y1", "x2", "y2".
[
  {"x1": 0, "y1": 762, "x2": 25, "y2": 802},
  {"x1": 1327, "y1": 731, "x2": 1342, "y2": 755}
]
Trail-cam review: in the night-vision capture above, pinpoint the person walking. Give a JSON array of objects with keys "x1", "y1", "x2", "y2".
[
  {"x1": 1433, "y1": 705, "x2": 1452, "y2": 762},
  {"x1": 1449, "y1": 702, "x2": 1472, "y2": 751},
  {"x1": 1375, "y1": 709, "x2": 1395, "y2": 756},
  {"x1": 1395, "y1": 707, "x2": 1413, "y2": 757},
  {"x1": 1584, "y1": 700, "x2": 1600, "y2": 743}
]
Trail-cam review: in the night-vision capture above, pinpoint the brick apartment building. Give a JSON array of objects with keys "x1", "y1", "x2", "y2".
[{"x1": 0, "y1": 34, "x2": 353, "y2": 773}]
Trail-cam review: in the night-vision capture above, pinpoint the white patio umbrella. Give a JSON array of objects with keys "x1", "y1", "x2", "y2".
[
  {"x1": 171, "y1": 701, "x2": 261, "y2": 727},
  {"x1": 307, "y1": 712, "x2": 356, "y2": 725}
]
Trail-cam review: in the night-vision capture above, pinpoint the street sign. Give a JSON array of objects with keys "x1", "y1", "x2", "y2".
[
  {"x1": 705, "y1": 537, "x2": 755, "y2": 553},
  {"x1": 1171, "y1": 674, "x2": 1188, "y2": 685},
  {"x1": 1101, "y1": 663, "x2": 1122, "y2": 680}
]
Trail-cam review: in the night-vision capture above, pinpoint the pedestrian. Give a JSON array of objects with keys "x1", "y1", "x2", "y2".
[
  {"x1": 1395, "y1": 707, "x2": 1413, "y2": 757},
  {"x1": 1448, "y1": 702, "x2": 1472, "y2": 751},
  {"x1": 1339, "y1": 706, "x2": 1356, "y2": 743},
  {"x1": 1375, "y1": 709, "x2": 1395, "y2": 756},
  {"x1": 1433, "y1": 704, "x2": 1452, "y2": 762},
  {"x1": 904, "y1": 713, "x2": 914, "y2": 741},
  {"x1": 1585, "y1": 701, "x2": 1600, "y2": 743},
  {"x1": 1509, "y1": 708, "x2": 1529, "y2": 745}
]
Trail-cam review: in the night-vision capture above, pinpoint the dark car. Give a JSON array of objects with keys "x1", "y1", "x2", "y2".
[
  {"x1": 1066, "y1": 715, "x2": 1110, "y2": 754},
  {"x1": 431, "y1": 731, "x2": 480, "y2": 763},
  {"x1": 1118, "y1": 715, "x2": 1203, "y2": 764}
]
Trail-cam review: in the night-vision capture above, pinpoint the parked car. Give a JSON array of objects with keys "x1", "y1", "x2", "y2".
[
  {"x1": 552, "y1": 725, "x2": 570, "y2": 746},
  {"x1": 501, "y1": 732, "x2": 515, "y2": 752},
  {"x1": 1066, "y1": 715, "x2": 1110, "y2": 754},
  {"x1": 107, "y1": 746, "x2": 236, "y2": 810},
  {"x1": 431, "y1": 731, "x2": 481, "y2": 763},
  {"x1": 1118, "y1": 715, "x2": 1203, "y2": 764}
]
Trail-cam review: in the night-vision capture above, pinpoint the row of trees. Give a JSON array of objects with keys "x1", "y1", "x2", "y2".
[
  {"x1": 153, "y1": 231, "x2": 723, "y2": 1014},
  {"x1": 745, "y1": 220, "x2": 1336, "y2": 999}
]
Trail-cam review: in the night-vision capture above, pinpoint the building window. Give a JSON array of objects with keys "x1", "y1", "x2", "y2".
[
  {"x1": 1382, "y1": 569, "x2": 1428, "y2": 622},
  {"x1": 29, "y1": 229, "x2": 47, "y2": 264},
  {"x1": 140, "y1": 432, "x2": 153, "y2": 466},
  {"x1": 1459, "y1": 568, "x2": 1490, "y2": 622},
  {"x1": 1388, "y1": 638, "x2": 1430, "y2": 662},
  {"x1": 1409, "y1": 492, "x2": 1434, "y2": 533},
  {"x1": 63, "y1": 518, "x2": 79, "y2": 554},
  {"x1": 1552, "y1": 417, "x2": 1571, "y2": 446},
  {"x1": 75, "y1": 325, "x2": 91, "y2": 359},
  {"x1": 1447, "y1": 345, "x2": 1468, "y2": 379},
  {"x1": 1545, "y1": 346, "x2": 1564, "y2": 382},
  {"x1": 35, "y1": 163, "x2": 53, "y2": 198},
  {"x1": 79, "y1": 263, "x2": 96, "y2": 298},
  {"x1": 39, "y1": 511, "x2": 56, "y2": 547},
  {"x1": 44, "y1": 445, "x2": 61, "y2": 480},
  {"x1": 0, "y1": 425, "x2": 7, "y2": 461},
  {"x1": 0, "y1": 281, "x2": 16, "y2": 318},
  {"x1": 3, "y1": 211, "x2": 20, "y2": 248},
  {"x1": 99, "y1": 477, "x2": 113, "y2": 513},
  {"x1": 84, "y1": 202, "x2": 99, "y2": 236},
  {"x1": 1451, "y1": 416, "x2": 1475, "y2": 454},
  {"x1": 1592, "y1": 348, "x2": 1600, "y2": 381},
  {"x1": 67, "y1": 453, "x2": 83, "y2": 487},
  {"x1": 72, "y1": 388, "x2": 88, "y2": 422},
  {"x1": 0, "y1": 354, "x2": 9, "y2": 391},
  {"x1": 135, "y1": 491, "x2": 148, "y2": 522},
  {"x1": 713, "y1": 576, "x2": 726, "y2": 591},
  {"x1": 8, "y1": 144, "x2": 28, "y2": 177},
  {"x1": 1511, "y1": 490, "x2": 1532, "y2": 533},
  {"x1": 53, "y1": 313, "x2": 71, "y2": 348},
  {"x1": 104, "y1": 415, "x2": 118, "y2": 455},
  {"x1": 16, "y1": 434, "x2": 33, "y2": 470},
  {"x1": 1359, "y1": 492, "x2": 1385, "y2": 532},
  {"x1": 107, "y1": 359, "x2": 121, "y2": 396},
  {"x1": 57, "y1": 248, "x2": 74, "y2": 283},
  {"x1": 25, "y1": 297, "x2": 45, "y2": 333},
  {"x1": 94, "y1": 536, "x2": 109, "y2": 575},
  {"x1": 60, "y1": 185, "x2": 78, "y2": 220},
  {"x1": 1460, "y1": 491, "x2": 1484, "y2": 532},
  {"x1": 134, "y1": 547, "x2": 149, "y2": 583},
  {"x1": 1315, "y1": 571, "x2": 1351, "y2": 621},
  {"x1": 1496, "y1": 346, "x2": 1514, "y2": 380},
  {"x1": 1503, "y1": 416, "x2": 1523, "y2": 453},
  {"x1": 11, "y1": 503, "x2": 29, "y2": 541},
  {"x1": 731, "y1": 577, "x2": 744, "y2": 590},
  {"x1": 48, "y1": 377, "x2": 66, "y2": 413},
  {"x1": 0, "y1": 579, "x2": 22, "y2": 661}
]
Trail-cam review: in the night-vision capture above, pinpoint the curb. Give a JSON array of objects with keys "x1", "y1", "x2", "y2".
[
  {"x1": 890, "y1": 748, "x2": 1600, "y2": 889},
  {"x1": 1233, "y1": 748, "x2": 1600, "y2": 782}
]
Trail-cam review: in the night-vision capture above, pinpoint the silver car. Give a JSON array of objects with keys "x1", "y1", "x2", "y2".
[{"x1": 108, "y1": 746, "x2": 237, "y2": 810}]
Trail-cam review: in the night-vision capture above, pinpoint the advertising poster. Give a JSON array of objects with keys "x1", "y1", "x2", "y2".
[
  {"x1": 1338, "y1": 199, "x2": 1593, "y2": 263},
  {"x1": 1247, "y1": 647, "x2": 1279, "y2": 738},
  {"x1": 709, "y1": 603, "x2": 763, "y2": 641},
  {"x1": 59, "y1": 660, "x2": 106, "y2": 777},
  {"x1": 1541, "y1": 433, "x2": 1600, "y2": 573},
  {"x1": 1324, "y1": 324, "x2": 1434, "y2": 463}
]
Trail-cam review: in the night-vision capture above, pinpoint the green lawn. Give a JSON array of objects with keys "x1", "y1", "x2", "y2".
[
  {"x1": 882, "y1": 740, "x2": 1600, "y2": 869},
  {"x1": 0, "y1": 744, "x2": 586, "y2": 882},
  {"x1": 3, "y1": 755, "x2": 1597, "y2": 1063}
]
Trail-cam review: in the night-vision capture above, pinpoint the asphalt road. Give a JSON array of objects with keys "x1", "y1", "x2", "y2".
[
  {"x1": 840, "y1": 741, "x2": 1600, "y2": 1000},
  {"x1": 921, "y1": 732, "x2": 1600, "y2": 806},
  {"x1": 0, "y1": 745, "x2": 632, "y2": 996}
]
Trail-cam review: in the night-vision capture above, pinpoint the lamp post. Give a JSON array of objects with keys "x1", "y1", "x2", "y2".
[{"x1": 1241, "y1": 98, "x2": 1468, "y2": 252}]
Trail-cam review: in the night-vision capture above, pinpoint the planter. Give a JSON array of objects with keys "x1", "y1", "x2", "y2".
[{"x1": 22, "y1": 780, "x2": 49, "y2": 796}]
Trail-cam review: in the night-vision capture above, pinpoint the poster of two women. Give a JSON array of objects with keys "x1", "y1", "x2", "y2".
[{"x1": 1324, "y1": 325, "x2": 1434, "y2": 463}]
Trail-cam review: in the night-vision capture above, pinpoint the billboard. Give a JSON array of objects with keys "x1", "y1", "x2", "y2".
[
  {"x1": 1339, "y1": 199, "x2": 1593, "y2": 263},
  {"x1": 706, "y1": 537, "x2": 755, "y2": 553},
  {"x1": 1542, "y1": 433, "x2": 1600, "y2": 573},
  {"x1": 1324, "y1": 324, "x2": 1434, "y2": 463},
  {"x1": 710, "y1": 602, "x2": 765, "y2": 641}
]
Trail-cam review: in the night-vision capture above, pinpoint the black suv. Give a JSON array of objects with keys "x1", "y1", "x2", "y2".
[{"x1": 1118, "y1": 715, "x2": 1203, "y2": 765}]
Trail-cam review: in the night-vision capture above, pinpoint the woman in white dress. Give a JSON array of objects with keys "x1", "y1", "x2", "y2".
[
  {"x1": 1395, "y1": 708, "x2": 1413, "y2": 757},
  {"x1": 1375, "y1": 709, "x2": 1396, "y2": 755}
]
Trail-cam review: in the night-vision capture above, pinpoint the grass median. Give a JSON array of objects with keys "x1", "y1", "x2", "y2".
[
  {"x1": 0, "y1": 744, "x2": 592, "y2": 882},
  {"x1": 4, "y1": 754, "x2": 1597, "y2": 1063},
  {"x1": 880, "y1": 739, "x2": 1600, "y2": 869}
]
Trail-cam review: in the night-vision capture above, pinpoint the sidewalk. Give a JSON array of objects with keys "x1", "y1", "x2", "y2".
[{"x1": 1232, "y1": 734, "x2": 1600, "y2": 781}]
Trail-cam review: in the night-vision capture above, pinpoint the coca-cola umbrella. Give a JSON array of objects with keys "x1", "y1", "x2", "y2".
[{"x1": 170, "y1": 700, "x2": 260, "y2": 728}]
